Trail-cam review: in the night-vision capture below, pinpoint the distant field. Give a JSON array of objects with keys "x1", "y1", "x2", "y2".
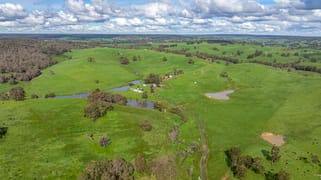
[
  {"x1": 1, "y1": 46, "x2": 321, "y2": 179},
  {"x1": 141, "y1": 42, "x2": 321, "y2": 71}
]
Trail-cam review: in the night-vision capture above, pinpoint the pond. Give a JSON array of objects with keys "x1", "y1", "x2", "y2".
[
  {"x1": 205, "y1": 90, "x2": 234, "y2": 100},
  {"x1": 126, "y1": 100, "x2": 154, "y2": 109},
  {"x1": 110, "y1": 80, "x2": 142, "y2": 92},
  {"x1": 53, "y1": 80, "x2": 154, "y2": 109},
  {"x1": 55, "y1": 80, "x2": 142, "y2": 99}
]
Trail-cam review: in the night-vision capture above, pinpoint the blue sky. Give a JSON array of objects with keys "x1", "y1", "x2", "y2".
[{"x1": 0, "y1": 0, "x2": 321, "y2": 35}]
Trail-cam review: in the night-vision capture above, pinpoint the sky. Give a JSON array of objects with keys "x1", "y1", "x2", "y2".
[{"x1": 0, "y1": 0, "x2": 321, "y2": 35}]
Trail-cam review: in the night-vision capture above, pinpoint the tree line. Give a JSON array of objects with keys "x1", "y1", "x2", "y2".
[{"x1": 0, "y1": 38, "x2": 94, "y2": 84}]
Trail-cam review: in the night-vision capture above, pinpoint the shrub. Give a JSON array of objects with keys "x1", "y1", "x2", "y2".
[
  {"x1": 139, "y1": 120, "x2": 152, "y2": 131},
  {"x1": 311, "y1": 154, "x2": 320, "y2": 164},
  {"x1": 275, "y1": 170, "x2": 290, "y2": 180},
  {"x1": 162, "y1": 57, "x2": 168, "y2": 62},
  {"x1": 120, "y1": 57, "x2": 129, "y2": 65},
  {"x1": 87, "y1": 57, "x2": 95, "y2": 62},
  {"x1": 188, "y1": 59, "x2": 195, "y2": 64},
  {"x1": 0, "y1": 92, "x2": 9, "y2": 100},
  {"x1": 31, "y1": 94, "x2": 39, "y2": 99},
  {"x1": 132, "y1": 56, "x2": 138, "y2": 61},
  {"x1": 9, "y1": 87, "x2": 25, "y2": 101},
  {"x1": 220, "y1": 71, "x2": 229, "y2": 78},
  {"x1": 142, "y1": 91, "x2": 148, "y2": 99},
  {"x1": 99, "y1": 136, "x2": 111, "y2": 147}
]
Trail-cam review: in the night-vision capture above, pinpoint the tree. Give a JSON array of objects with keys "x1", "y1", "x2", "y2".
[
  {"x1": 271, "y1": 145, "x2": 281, "y2": 164},
  {"x1": 228, "y1": 146, "x2": 241, "y2": 167},
  {"x1": 233, "y1": 164, "x2": 247, "y2": 178},
  {"x1": 9, "y1": 87, "x2": 25, "y2": 101}
]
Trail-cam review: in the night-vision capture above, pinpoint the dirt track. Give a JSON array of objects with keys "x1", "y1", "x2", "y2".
[{"x1": 190, "y1": 112, "x2": 209, "y2": 180}]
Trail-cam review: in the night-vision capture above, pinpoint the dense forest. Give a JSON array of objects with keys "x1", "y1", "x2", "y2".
[{"x1": 0, "y1": 39, "x2": 94, "y2": 84}]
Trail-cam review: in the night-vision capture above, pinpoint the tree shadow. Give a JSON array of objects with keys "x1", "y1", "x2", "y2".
[
  {"x1": 261, "y1": 149, "x2": 271, "y2": 161},
  {"x1": 224, "y1": 150, "x2": 232, "y2": 167}
]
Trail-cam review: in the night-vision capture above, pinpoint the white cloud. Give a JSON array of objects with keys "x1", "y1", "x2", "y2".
[
  {"x1": 0, "y1": 0, "x2": 321, "y2": 35},
  {"x1": 0, "y1": 3, "x2": 26, "y2": 21}
]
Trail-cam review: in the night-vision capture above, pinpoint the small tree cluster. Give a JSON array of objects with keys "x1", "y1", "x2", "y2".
[
  {"x1": 173, "y1": 68, "x2": 184, "y2": 76},
  {"x1": 144, "y1": 73, "x2": 162, "y2": 86},
  {"x1": 9, "y1": 87, "x2": 25, "y2": 101},
  {"x1": 0, "y1": 87, "x2": 25, "y2": 101},
  {"x1": 139, "y1": 120, "x2": 152, "y2": 131},
  {"x1": 247, "y1": 50, "x2": 263, "y2": 59},
  {"x1": 81, "y1": 158, "x2": 135, "y2": 180},
  {"x1": 227, "y1": 147, "x2": 265, "y2": 178},
  {"x1": 84, "y1": 89, "x2": 127, "y2": 120},
  {"x1": 120, "y1": 57, "x2": 129, "y2": 65},
  {"x1": 265, "y1": 170, "x2": 290, "y2": 180}
]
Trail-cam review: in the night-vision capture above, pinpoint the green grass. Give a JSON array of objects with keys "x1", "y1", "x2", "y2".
[
  {"x1": 1, "y1": 47, "x2": 321, "y2": 179},
  {"x1": 0, "y1": 98, "x2": 186, "y2": 179},
  {"x1": 157, "y1": 62, "x2": 321, "y2": 179}
]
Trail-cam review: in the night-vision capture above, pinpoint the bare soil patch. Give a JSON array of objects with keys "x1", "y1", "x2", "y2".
[{"x1": 261, "y1": 132, "x2": 285, "y2": 147}]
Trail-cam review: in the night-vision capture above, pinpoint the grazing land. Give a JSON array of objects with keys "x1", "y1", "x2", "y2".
[{"x1": 0, "y1": 35, "x2": 321, "y2": 180}]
